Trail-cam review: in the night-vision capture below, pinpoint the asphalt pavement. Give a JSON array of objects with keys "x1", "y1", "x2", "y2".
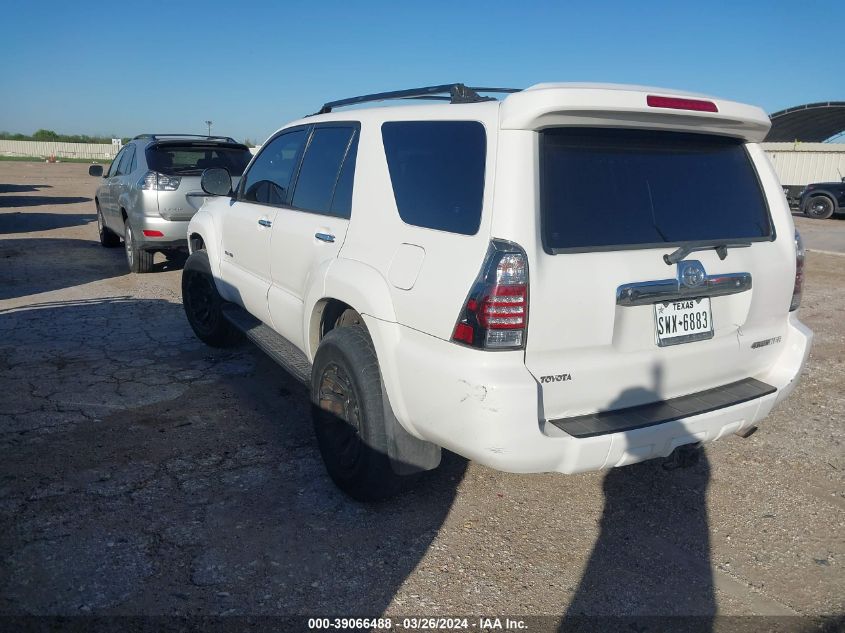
[{"x1": 0, "y1": 162, "x2": 842, "y2": 631}]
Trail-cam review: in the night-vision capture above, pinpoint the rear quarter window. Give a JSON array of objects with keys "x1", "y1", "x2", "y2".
[
  {"x1": 540, "y1": 128, "x2": 773, "y2": 252},
  {"x1": 382, "y1": 121, "x2": 486, "y2": 235}
]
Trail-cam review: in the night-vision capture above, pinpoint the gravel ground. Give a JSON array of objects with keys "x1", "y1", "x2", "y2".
[{"x1": 0, "y1": 162, "x2": 842, "y2": 629}]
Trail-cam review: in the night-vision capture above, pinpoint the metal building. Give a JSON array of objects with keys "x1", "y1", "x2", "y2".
[
  {"x1": 759, "y1": 102, "x2": 845, "y2": 198},
  {"x1": 763, "y1": 142, "x2": 845, "y2": 188}
]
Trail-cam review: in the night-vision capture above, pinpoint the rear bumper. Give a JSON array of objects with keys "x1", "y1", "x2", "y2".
[
  {"x1": 379, "y1": 312, "x2": 812, "y2": 474},
  {"x1": 131, "y1": 216, "x2": 190, "y2": 250}
]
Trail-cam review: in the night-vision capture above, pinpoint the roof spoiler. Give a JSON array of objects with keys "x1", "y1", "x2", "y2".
[
  {"x1": 133, "y1": 133, "x2": 238, "y2": 143},
  {"x1": 499, "y1": 85, "x2": 771, "y2": 142}
]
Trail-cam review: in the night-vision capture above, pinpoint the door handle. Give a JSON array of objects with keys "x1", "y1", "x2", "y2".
[
  {"x1": 258, "y1": 219, "x2": 272, "y2": 228},
  {"x1": 315, "y1": 232, "x2": 335, "y2": 243}
]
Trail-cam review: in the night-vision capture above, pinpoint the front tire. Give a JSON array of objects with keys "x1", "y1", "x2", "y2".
[
  {"x1": 124, "y1": 218, "x2": 154, "y2": 273},
  {"x1": 96, "y1": 202, "x2": 120, "y2": 247},
  {"x1": 311, "y1": 325, "x2": 410, "y2": 501},
  {"x1": 182, "y1": 250, "x2": 240, "y2": 348},
  {"x1": 804, "y1": 195, "x2": 835, "y2": 220}
]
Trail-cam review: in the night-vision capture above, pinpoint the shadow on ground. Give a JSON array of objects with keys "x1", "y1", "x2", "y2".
[
  {"x1": 0, "y1": 238, "x2": 125, "y2": 300},
  {"x1": 0, "y1": 184, "x2": 52, "y2": 194},
  {"x1": 0, "y1": 297, "x2": 465, "y2": 615},
  {"x1": 561, "y1": 367, "x2": 715, "y2": 631},
  {"x1": 0, "y1": 211, "x2": 95, "y2": 234},
  {"x1": 0, "y1": 196, "x2": 92, "y2": 209}
]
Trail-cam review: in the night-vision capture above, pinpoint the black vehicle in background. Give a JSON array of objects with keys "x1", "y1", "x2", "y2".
[{"x1": 799, "y1": 179, "x2": 845, "y2": 219}]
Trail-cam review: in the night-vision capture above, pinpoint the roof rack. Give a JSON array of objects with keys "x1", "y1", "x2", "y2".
[
  {"x1": 132, "y1": 133, "x2": 238, "y2": 143},
  {"x1": 315, "y1": 83, "x2": 521, "y2": 115}
]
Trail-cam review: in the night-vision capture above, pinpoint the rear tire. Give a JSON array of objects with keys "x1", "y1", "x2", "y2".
[
  {"x1": 96, "y1": 202, "x2": 119, "y2": 248},
  {"x1": 804, "y1": 195, "x2": 835, "y2": 220},
  {"x1": 182, "y1": 250, "x2": 240, "y2": 348},
  {"x1": 311, "y1": 325, "x2": 410, "y2": 501},
  {"x1": 124, "y1": 219, "x2": 154, "y2": 273}
]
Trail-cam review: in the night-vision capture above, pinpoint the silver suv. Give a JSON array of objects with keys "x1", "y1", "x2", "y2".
[{"x1": 89, "y1": 134, "x2": 253, "y2": 272}]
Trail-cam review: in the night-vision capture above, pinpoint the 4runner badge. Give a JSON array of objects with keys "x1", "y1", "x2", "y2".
[{"x1": 540, "y1": 374, "x2": 572, "y2": 384}]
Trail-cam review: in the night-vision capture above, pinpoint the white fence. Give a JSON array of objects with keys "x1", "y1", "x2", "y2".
[
  {"x1": 0, "y1": 139, "x2": 119, "y2": 161},
  {"x1": 763, "y1": 143, "x2": 845, "y2": 186}
]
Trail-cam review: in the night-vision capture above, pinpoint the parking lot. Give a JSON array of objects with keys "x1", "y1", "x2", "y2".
[{"x1": 0, "y1": 162, "x2": 842, "y2": 626}]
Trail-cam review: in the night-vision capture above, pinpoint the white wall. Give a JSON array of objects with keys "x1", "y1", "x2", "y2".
[{"x1": 0, "y1": 139, "x2": 118, "y2": 160}]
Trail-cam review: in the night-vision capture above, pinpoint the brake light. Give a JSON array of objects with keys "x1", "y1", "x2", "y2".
[
  {"x1": 138, "y1": 171, "x2": 181, "y2": 191},
  {"x1": 142, "y1": 230, "x2": 164, "y2": 237},
  {"x1": 451, "y1": 241, "x2": 529, "y2": 350},
  {"x1": 647, "y1": 95, "x2": 718, "y2": 113},
  {"x1": 790, "y1": 230, "x2": 805, "y2": 311}
]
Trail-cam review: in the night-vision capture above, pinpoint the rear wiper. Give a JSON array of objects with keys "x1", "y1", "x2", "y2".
[{"x1": 663, "y1": 242, "x2": 751, "y2": 265}]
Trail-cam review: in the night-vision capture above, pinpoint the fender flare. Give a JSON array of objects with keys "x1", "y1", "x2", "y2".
[
  {"x1": 305, "y1": 259, "x2": 416, "y2": 432},
  {"x1": 306, "y1": 258, "x2": 399, "y2": 357},
  {"x1": 304, "y1": 259, "x2": 439, "y2": 470},
  {"x1": 186, "y1": 209, "x2": 228, "y2": 297}
]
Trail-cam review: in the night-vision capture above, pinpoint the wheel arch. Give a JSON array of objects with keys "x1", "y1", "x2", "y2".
[
  {"x1": 304, "y1": 258, "x2": 398, "y2": 361},
  {"x1": 186, "y1": 210, "x2": 224, "y2": 286}
]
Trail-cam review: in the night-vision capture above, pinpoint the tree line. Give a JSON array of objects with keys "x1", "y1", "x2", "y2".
[
  {"x1": 1, "y1": 129, "x2": 256, "y2": 147},
  {"x1": 0, "y1": 129, "x2": 130, "y2": 144}
]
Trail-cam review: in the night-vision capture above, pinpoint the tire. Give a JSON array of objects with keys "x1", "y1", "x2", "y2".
[
  {"x1": 181, "y1": 250, "x2": 240, "y2": 348},
  {"x1": 124, "y1": 218, "x2": 154, "y2": 273},
  {"x1": 311, "y1": 325, "x2": 409, "y2": 501},
  {"x1": 96, "y1": 202, "x2": 119, "y2": 248},
  {"x1": 804, "y1": 195, "x2": 835, "y2": 220}
]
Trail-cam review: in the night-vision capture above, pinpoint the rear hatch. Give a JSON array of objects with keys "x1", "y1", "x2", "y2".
[
  {"x1": 500, "y1": 87, "x2": 794, "y2": 419},
  {"x1": 146, "y1": 141, "x2": 252, "y2": 220}
]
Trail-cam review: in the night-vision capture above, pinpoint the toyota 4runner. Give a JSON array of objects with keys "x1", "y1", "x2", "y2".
[{"x1": 182, "y1": 83, "x2": 812, "y2": 500}]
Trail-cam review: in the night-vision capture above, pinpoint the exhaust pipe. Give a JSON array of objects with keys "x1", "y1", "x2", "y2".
[{"x1": 735, "y1": 425, "x2": 758, "y2": 439}]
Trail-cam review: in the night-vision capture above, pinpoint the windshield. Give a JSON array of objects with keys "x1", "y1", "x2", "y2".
[
  {"x1": 540, "y1": 128, "x2": 773, "y2": 252},
  {"x1": 146, "y1": 144, "x2": 252, "y2": 176}
]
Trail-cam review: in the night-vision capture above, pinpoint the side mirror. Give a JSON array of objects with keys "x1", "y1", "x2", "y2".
[
  {"x1": 88, "y1": 164, "x2": 104, "y2": 177},
  {"x1": 201, "y1": 167, "x2": 232, "y2": 196}
]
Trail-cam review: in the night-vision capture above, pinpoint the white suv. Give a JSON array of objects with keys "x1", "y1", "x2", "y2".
[{"x1": 182, "y1": 83, "x2": 812, "y2": 500}]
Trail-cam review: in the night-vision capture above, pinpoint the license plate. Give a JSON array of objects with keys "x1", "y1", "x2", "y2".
[{"x1": 654, "y1": 297, "x2": 713, "y2": 346}]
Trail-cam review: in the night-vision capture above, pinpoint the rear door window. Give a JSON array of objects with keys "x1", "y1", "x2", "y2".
[
  {"x1": 382, "y1": 121, "x2": 486, "y2": 235},
  {"x1": 147, "y1": 144, "x2": 253, "y2": 177},
  {"x1": 540, "y1": 128, "x2": 772, "y2": 252},
  {"x1": 291, "y1": 126, "x2": 358, "y2": 217}
]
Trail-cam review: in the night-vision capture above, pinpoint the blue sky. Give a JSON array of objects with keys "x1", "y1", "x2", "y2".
[{"x1": 1, "y1": 0, "x2": 842, "y2": 144}]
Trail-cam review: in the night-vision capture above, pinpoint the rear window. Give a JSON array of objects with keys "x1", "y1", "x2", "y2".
[
  {"x1": 382, "y1": 121, "x2": 486, "y2": 235},
  {"x1": 146, "y1": 144, "x2": 253, "y2": 176},
  {"x1": 540, "y1": 128, "x2": 772, "y2": 252}
]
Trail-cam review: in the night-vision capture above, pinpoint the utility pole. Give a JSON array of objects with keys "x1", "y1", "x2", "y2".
[{"x1": 205, "y1": 120, "x2": 213, "y2": 137}]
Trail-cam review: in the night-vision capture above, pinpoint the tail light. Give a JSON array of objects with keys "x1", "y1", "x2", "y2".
[
  {"x1": 139, "y1": 171, "x2": 181, "y2": 191},
  {"x1": 451, "y1": 240, "x2": 529, "y2": 350},
  {"x1": 790, "y1": 230, "x2": 805, "y2": 311}
]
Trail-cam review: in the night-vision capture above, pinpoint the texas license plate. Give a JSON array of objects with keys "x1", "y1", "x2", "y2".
[{"x1": 654, "y1": 298, "x2": 713, "y2": 346}]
